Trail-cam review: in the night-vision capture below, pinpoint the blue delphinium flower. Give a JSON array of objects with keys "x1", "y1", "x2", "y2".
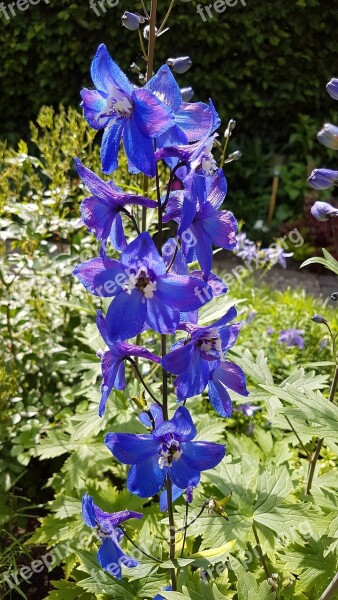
[
  {"x1": 74, "y1": 232, "x2": 213, "y2": 342},
  {"x1": 279, "y1": 329, "x2": 305, "y2": 350},
  {"x1": 105, "y1": 406, "x2": 225, "y2": 497},
  {"x1": 310, "y1": 200, "x2": 338, "y2": 221},
  {"x1": 82, "y1": 493, "x2": 142, "y2": 577},
  {"x1": 81, "y1": 44, "x2": 175, "y2": 176},
  {"x1": 146, "y1": 64, "x2": 215, "y2": 157},
  {"x1": 96, "y1": 310, "x2": 161, "y2": 417},
  {"x1": 75, "y1": 159, "x2": 157, "y2": 251},
  {"x1": 164, "y1": 169, "x2": 237, "y2": 277},
  {"x1": 162, "y1": 307, "x2": 248, "y2": 417},
  {"x1": 237, "y1": 403, "x2": 261, "y2": 418}
]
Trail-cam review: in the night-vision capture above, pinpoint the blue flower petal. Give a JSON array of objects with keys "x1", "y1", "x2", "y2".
[
  {"x1": 97, "y1": 537, "x2": 138, "y2": 578},
  {"x1": 127, "y1": 456, "x2": 166, "y2": 497},
  {"x1": 207, "y1": 379, "x2": 233, "y2": 417},
  {"x1": 146, "y1": 64, "x2": 182, "y2": 112},
  {"x1": 201, "y1": 207, "x2": 237, "y2": 250},
  {"x1": 105, "y1": 433, "x2": 160, "y2": 464},
  {"x1": 105, "y1": 289, "x2": 147, "y2": 342},
  {"x1": 91, "y1": 44, "x2": 134, "y2": 96},
  {"x1": 161, "y1": 341, "x2": 194, "y2": 376},
  {"x1": 207, "y1": 169, "x2": 227, "y2": 209},
  {"x1": 121, "y1": 232, "x2": 166, "y2": 276},
  {"x1": 212, "y1": 360, "x2": 249, "y2": 397},
  {"x1": 123, "y1": 117, "x2": 156, "y2": 177},
  {"x1": 156, "y1": 274, "x2": 212, "y2": 311},
  {"x1": 82, "y1": 493, "x2": 96, "y2": 527},
  {"x1": 132, "y1": 87, "x2": 175, "y2": 137},
  {"x1": 80, "y1": 88, "x2": 108, "y2": 130},
  {"x1": 73, "y1": 257, "x2": 125, "y2": 297},
  {"x1": 80, "y1": 196, "x2": 116, "y2": 243},
  {"x1": 101, "y1": 120, "x2": 125, "y2": 174},
  {"x1": 99, "y1": 351, "x2": 123, "y2": 417},
  {"x1": 110, "y1": 212, "x2": 127, "y2": 251},
  {"x1": 169, "y1": 455, "x2": 200, "y2": 489},
  {"x1": 175, "y1": 102, "x2": 213, "y2": 142},
  {"x1": 94, "y1": 507, "x2": 143, "y2": 531},
  {"x1": 170, "y1": 406, "x2": 197, "y2": 441},
  {"x1": 146, "y1": 294, "x2": 179, "y2": 334},
  {"x1": 181, "y1": 440, "x2": 226, "y2": 470},
  {"x1": 174, "y1": 348, "x2": 210, "y2": 401}
]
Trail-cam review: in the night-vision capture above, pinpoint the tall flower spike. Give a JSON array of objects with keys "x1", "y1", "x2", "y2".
[
  {"x1": 80, "y1": 44, "x2": 175, "y2": 175},
  {"x1": 82, "y1": 494, "x2": 142, "y2": 577},
  {"x1": 105, "y1": 406, "x2": 225, "y2": 497}
]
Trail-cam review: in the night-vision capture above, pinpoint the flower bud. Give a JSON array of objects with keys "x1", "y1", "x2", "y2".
[
  {"x1": 122, "y1": 11, "x2": 146, "y2": 31},
  {"x1": 186, "y1": 486, "x2": 193, "y2": 504},
  {"x1": 308, "y1": 168, "x2": 338, "y2": 190},
  {"x1": 181, "y1": 86, "x2": 194, "y2": 102},
  {"x1": 310, "y1": 201, "x2": 338, "y2": 221},
  {"x1": 331, "y1": 292, "x2": 338, "y2": 301},
  {"x1": 143, "y1": 25, "x2": 159, "y2": 39},
  {"x1": 167, "y1": 56, "x2": 193, "y2": 74},
  {"x1": 130, "y1": 62, "x2": 140, "y2": 74},
  {"x1": 317, "y1": 123, "x2": 338, "y2": 150},
  {"x1": 326, "y1": 78, "x2": 338, "y2": 100},
  {"x1": 227, "y1": 150, "x2": 242, "y2": 162},
  {"x1": 311, "y1": 314, "x2": 328, "y2": 324},
  {"x1": 224, "y1": 119, "x2": 236, "y2": 137}
]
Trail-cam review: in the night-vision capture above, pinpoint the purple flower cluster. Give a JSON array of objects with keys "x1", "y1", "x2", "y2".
[
  {"x1": 234, "y1": 232, "x2": 292, "y2": 269},
  {"x1": 76, "y1": 44, "x2": 248, "y2": 579}
]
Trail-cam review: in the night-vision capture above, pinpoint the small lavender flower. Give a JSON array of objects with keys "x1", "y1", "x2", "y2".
[
  {"x1": 279, "y1": 329, "x2": 305, "y2": 350},
  {"x1": 310, "y1": 201, "x2": 338, "y2": 221},
  {"x1": 121, "y1": 11, "x2": 146, "y2": 30}
]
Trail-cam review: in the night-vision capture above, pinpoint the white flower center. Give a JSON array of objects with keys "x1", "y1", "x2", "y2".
[
  {"x1": 113, "y1": 96, "x2": 133, "y2": 118},
  {"x1": 158, "y1": 438, "x2": 182, "y2": 469},
  {"x1": 123, "y1": 267, "x2": 157, "y2": 302},
  {"x1": 198, "y1": 329, "x2": 226, "y2": 361},
  {"x1": 201, "y1": 155, "x2": 217, "y2": 175}
]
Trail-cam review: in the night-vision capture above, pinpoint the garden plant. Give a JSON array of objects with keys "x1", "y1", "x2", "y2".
[{"x1": 1, "y1": 2, "x2": 338, "y2": 600}]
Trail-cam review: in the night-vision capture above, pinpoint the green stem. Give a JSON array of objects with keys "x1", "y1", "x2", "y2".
[
  {"x1": 166, "y1": 477, "x2": 177, "y2": 590},
  {"x1": 284, "y1": 415, "x2": 311, "y2": 460},
  {"x1": 128, "y1": 358, "x2": 162, "y2": 407},
  {"x1": 121, "y1": 527, "x2": 161, "y2": 563},
  {"x1": 306, "y1": 365, "x2": 338, "y2": 495},
  {"x1": 252, "y1": 522, "x2": 270, "y2": 579},
  {"x1": 157, "y1": 0, "x2": 176, "y2": 35},
  {"x1": 180, "y1": 500, "x2": 189, "y2": 558}
]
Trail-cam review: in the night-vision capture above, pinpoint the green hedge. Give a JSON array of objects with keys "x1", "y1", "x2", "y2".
[{"x1": 1, "y1": 0, "x2": 338, "y2": 228}]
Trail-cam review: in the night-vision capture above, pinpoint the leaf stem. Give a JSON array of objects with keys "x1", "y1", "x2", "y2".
[
  {"x1": 180, "y1": 500, "x2": 189, "y2": 558},
  {"x1": 121, "y1": 527, "x2": 161, "y2": 563},
  {"x1": 284, "y1": 415, "x2": 311, "y2": 460},
  {"x1": 252, "y1": 522, "x2": 270, "y2": 579},
  {"x1": 128, "y1": 358, "x2": 162, "y2": 407},
  {"x1": 157, "y1": 0, "x2": 176, "y2": 35},
  {"x1": 306, "y1": 365, "x2": 338, "y2": 495}
]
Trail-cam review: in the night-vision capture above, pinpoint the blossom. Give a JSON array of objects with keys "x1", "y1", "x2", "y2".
[
  {"x1": 80, "y1": 44, "x2": 174, "y2": 175},
  {"x1": 153, "y1": 587, "x2": 172, "y2": 600},
  {"x1": 310, "y1": 200, "x2": 338, "y2": 221},
  {"x1": 237, "y1": 403, "x2": 261, "y2": 418},
  {"x1": 105, "y1": 406, "x2": 225, "y2": 497},
  {"x1": 146, "y1": 64, "x2": 215, "y2": 159},
  {"x1": 73, "y1": 232, "x2": 213, "y2": 342},
  {"x1": 279, "y1": 329, "x2": 305, "y2": 350},
  {"x1": 264, "y1": 246, "x2": 293, "y2": 269},
  {"x1": 82, "y1": 493, "x2": 142, "y2": 577},
  {"x1": 96, "y1": 310, "x2": 161, "y2": 417},
  {"x1": 164, "y1": 169, "x2": 237, "y2": 278},
  {"x1": 75, "y1": 159, "x2": 156, "y2": 251},
  {"x1": 308, "y1": 168, "x2": 338, "y2": 190},
  {"x1": 162, "y1": 307, "x2": 248, "y2": 417}
]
